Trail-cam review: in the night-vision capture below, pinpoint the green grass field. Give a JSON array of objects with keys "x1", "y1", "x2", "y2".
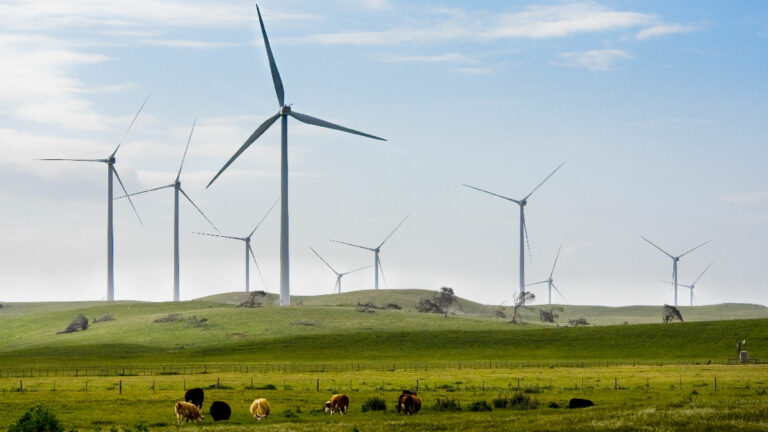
[{"x1": 1, "y1": 291, "x2": 767, "y2": 431}]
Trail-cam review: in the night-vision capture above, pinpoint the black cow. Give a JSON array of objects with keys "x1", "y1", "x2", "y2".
[
  {"x1": 209, "y1": 401, "x2": 231, "y2": 421},
  {"x1": 568, "y1": 398, "x2": 594, "y2": 409},
  {"x1": 185, "y1": 388, "x2": 204, "y2": 409}
]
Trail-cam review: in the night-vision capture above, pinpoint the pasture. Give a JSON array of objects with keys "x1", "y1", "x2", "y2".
[{"x1": 2, "y1": 365, "x2": 768, "y2": 431}]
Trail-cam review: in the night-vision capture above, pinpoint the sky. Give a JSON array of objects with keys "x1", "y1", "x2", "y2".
[{"x1": 0, "y1": 0, "x2": 766, "y2": 306}]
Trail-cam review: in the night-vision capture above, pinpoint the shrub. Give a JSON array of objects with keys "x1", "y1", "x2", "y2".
[
  {"x1": 568, "y1": 318, "x2": 589, "y2": 327},
  {"x1": 92, "y1": 315, "x2": 115, "y2": 323},
  {"x1": 153, "y1": 314, "x2": 181, "y2": 323},
  {"x1": 468, "y1": 400, "x2": 492, "y2": 412},
  {"x1": 508, "y1": 392, "x2": 539, "y2": 410},
  {"x1": 432, "y1": 398, "x2": 462, "y2": 412},
  {"x1": 492, "y1": 396, "x2": 508, "y2": 408},
  {"x1": 361, "y1": 397, "x2": 387, "y2": 412},
  {"x1": 57, "y1": 314, "x2": 88, "y2": 334},
  {"x1": 8, "y1": 405, "x2": 64, "y2": 432}
]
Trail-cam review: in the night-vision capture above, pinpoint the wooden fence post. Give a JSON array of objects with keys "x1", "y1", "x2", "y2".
[
  {"x1": 316, "y1": 379, "x2": 319, "y2": 392},
  {"x1": 119, "y1": 380, "x2": 122, "y2": 395}
]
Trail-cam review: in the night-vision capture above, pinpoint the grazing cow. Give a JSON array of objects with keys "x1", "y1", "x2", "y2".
[
  {"x1": 398, "y1": 392, "x2": 421, "y2": 415},
  {"x1": 209, "y1": 401, "x2": 231, "y2": 421},
  {"x1": 568, "y1": 398, "x2": 594, "y2": 409},
  {"x1": 324, "y1": 394, "x2": 349, "y2": 415},
  {"x1": 185, "y1": 388, "x2": 204, "y2": 408},
  {"x1": 175, "y1": 401, "x2": 204, "y2": 424},
  {"x1": 396, "y1": 390, "x2": 418, "y2": 413},
  {"x1": 250, "y1": 398, "x2": 270, "y2": 421}
]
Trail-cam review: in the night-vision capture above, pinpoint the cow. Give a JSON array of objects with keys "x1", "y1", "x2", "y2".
[
  {"x1": 568, "y1": 398, "x2": 594, "y2": 409},
  {"x1": 185, "y1": 388, "x2": 204, "y2": 409},
  {"x1": 324, "y1": 394, "x2": 349, "y2": 415},
  {"x1": 397, "y1": 390, "x2": 421, "y2": 415},
  {"x1": 250, "y1": 398, "x2": 270, "y2": 421},
  {"x1": 175, "y1": 401, "x2": 204, "y2": 424},
  {"x1": 396, "y1": 389, "x2": 418, "y2": 413},
  {"x1": 209, "y1": 401, "x2": 231, "y2": 421}
]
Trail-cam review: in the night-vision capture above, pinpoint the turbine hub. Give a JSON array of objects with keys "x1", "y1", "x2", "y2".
[
  {"x1": 108, "y1": 156, "x2": 116, "y2": 164},
  {"x1": 280, "y1": 105, "x2": 291, "y2": 116},
  {"x1": 521, "y1": 199, "x2": 527, "y2": 206}
]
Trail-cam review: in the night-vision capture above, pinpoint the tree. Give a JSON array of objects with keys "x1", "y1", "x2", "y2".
[
  {"x1": 238, "y1": 291, "x2": 269, "y2": 308},
  {"x1": 511, "y1": 291, "x2": 535, "y2": 323},
  {"x1": 662, "y1": 304, "x2": 683, "y2": 323},
  {"x1": 539, "y1": 306, "x2": 564, "y2": 323},
  {"x1": 435, "y1": 287, "x2": 456, "y2": 318}
]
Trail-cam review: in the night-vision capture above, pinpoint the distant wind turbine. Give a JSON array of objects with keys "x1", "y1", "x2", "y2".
[
  {"x1": 329, "y1": 215, "x2": 409, "y2": 290},
  {"x1": 40, "y1": 96, "x2": 149, "y2": 301},
  {"x1": 117, "y1": 120, "x2": 219, "y2": 302},
  {"x1": 194, "y1": 199, "x2": 279, "y2": 294},
  {"x1": 664, "y1": 261, "x2": 713, "y2": 306},
  {"x1": 527, "y1": 246, "x2": 564, "y2": 305},
  {"x1": 310, "y1": 247, "x2": 372, "y2": 294},
  {"x1": 641, "y1": 236, "x2": 710, "y2": 307},
  {"x1": 206, "y1": 5, "x2": 386, "y2": 306},
  {"x1": 463, "y1": 162, "x2": 565, "y2": 296}
]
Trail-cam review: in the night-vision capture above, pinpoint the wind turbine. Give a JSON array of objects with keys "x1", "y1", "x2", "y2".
[
  {"x1": 329, "y1": 215, "x2": 409, "y2": 290},
  {"x1": 206, "y1": 5, "x2": 386, "y2": 306},
  {"x1": 117, "y1": 120, "x2": 219, "y2": 302},
  {"x1": 641, "y1": 236, "x2": 710, "y2": 307},
  {"x1": 310, "y1": 247, "x2": 372, "y2": 294},
  {"x1": 40, "y1": 96, "x2": 149, "y2": 301},
  {"x1": 463, "y1": 162, "x2": 565, "y2": 296},
  {"x1": 664, "y1": 261, "x2": 713, "y2": 306},
  {"x1": 527, "y1": 246, "x2": 564, "y2": 305},
  {"x1": 194, "y1": 199, "x2": 279, "y2": 293}
]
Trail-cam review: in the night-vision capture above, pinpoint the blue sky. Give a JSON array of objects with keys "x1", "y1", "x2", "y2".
[{"x1": 0, "y1": 0, "x2": 766, "y2": 306}]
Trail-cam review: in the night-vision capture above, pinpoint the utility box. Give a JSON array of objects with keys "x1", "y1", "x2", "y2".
[{"x1": 739, "y1": 351, "x2": 749, "y2": 363}]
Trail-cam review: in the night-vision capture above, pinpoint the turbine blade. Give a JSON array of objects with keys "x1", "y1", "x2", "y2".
[
  {"x1": 112, "y1": 94, "x2": 150, "y2": 158},
  {"x1": 249, "y1": 244, "x2": 268, "y2": 291},
  {"x1": 692, "y1": 261, "x2": 714, "y2": 285},
  {"x1": 462, "y1": 184, "x2": 519, "y2": 203},
  {"x1": 526, "y1": 281, "x2": 549, "y2": 286},
  {"x1": 640, "y1": 236, "x2": 674, "y2": 259},
  {"x1": 207, "y1": 113, "x2": 280, "y2": 188},
  {"x1": 114, "y1": 183, "x2": 174, "y2": 199},
  {"x1": 249, "y1": 198, "x2": 280, "y2": 238},
  {"x1": 328, "y1": 239, "x2": 374, "y2": 251},
  {"x1": 289, "y1": 111, "x2": 386, "y2": 141},
  {"x1": 176, "y1": 118, "x2": 196, "y2": 181},
  {"x1": 192, "y1": 232, "x2": 243, "y2": 241},
  {"x1": 112, "y1": 167, "x2": 143, "y2": 226},
  {"x1": 377, "y1": 255, "x2": 388, "y2": 288},
  {"x1": 549, "y1": 246, "x2": 562, "y2": 279},
  {"x1": 310, "y1": 246, "x2": 338, "y2": 274},
  {"x1": 523, "y1": 214, "x2": 532, "y2": 263},
  {"x1": 179, "y1": 188, "x2": 219, "y2": 233},
  {"x1": 378, "y1": 214, "x2": 409, "y2": 249},
  {"x1": 524, "y1": 161, "x2": 565, "y2": 201},
  {"x1": 38, "y1": 158, "x2": 108, "y2": 163},
  {"x1": 255, "y1": 4, "x2": 284, "y2": 106},
  {"x1": 679, "y1": 240, "x2": 711, "y2": 258},
  {"x1": 342, "y1": 264, "x2": 374, "y2": 276},
  {"x1": 552, "y1": 283, "x2": 566, "y2": 301}
]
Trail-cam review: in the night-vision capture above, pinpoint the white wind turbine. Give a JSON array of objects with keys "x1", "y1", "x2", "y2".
[
  {"x1": 206, "y1": 5, "x2": 386, "y2": 306},
  {"x1": 329, "y1": 215, "x2": 409, "y2": 291},
  {"x1": 194, "y1": 199, "x2": 279, "y2": 293},
  {"x1": 641, "y1": 236, "x2": 710, "y2": 307},
  {"x1": 117, "y1": 120, "x2": 219, "y2": 302},
  {"x1": 664, "y1": 261, "x2": 713, "y2": 307},
  {"x1": 527, "y1": 246, "x2": 564, "y2": 305},
  {"x1": 463, "y1": 162, "x2": 565, "y2": 296},
  {"x1": 40, "y1": 96, "x2": 149, "y2": 301},
  {"x1": 310, "y1": 247, "x2": 372, "y2": 294}
]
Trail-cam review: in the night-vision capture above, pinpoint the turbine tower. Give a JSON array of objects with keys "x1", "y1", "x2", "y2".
[
  {"x1": 463, "y1": 162, "x2": 565, "y2": 296},
  {"x1": 527, "y1": 246, "x2": 564, "y2": 305},
  {"x1": 117, "y1": 120, "x2": 219, "y2": 301},
  {"x1": 206, "y1": 5, "x2": 385, "y2": 306},
  {"x1": 329, "y1": 215, "x2": 409, "y2": 290},
  {"x1": 40, "y1": 96, "x2": 149, "y2": 301},
  {"x1": 194, "y1": 199, "x2": 279, "y2": 293},
  {"x1": 310, "y1": 247, "x2": 372, "y2": 294},
  {"x1": 665, "y1": 261, "x2": 713, "y2": 306},
  {"x1": 641, "y1": 236, "x2": 710, "y2": 307}
]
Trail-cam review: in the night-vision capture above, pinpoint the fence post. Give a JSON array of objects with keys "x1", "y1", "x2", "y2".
[
  {"x1": 416, "y1": 379, "x2": 419, "y2": 392},
  {"x1": 251, "y1": 378, "x2": 253, "y2": 390},
  {"x1": 217, "y1": 377, "x2": 220, "y2": 389},
  {"x1": 85, "y1": 380, "x2": 88, "y2": 392},
  {"x1": 316, "y1": 379, "x2": 319, "y2": 392},
  {"x1": 19, "y1": 380, "x2": 22, "y2": 392},
  {"x1": 53, "y1": 380, "x2": 55, "y2": 392},
  {"x1": 714, "y1": 377, "x2": 717, "y2": 391},
  {"x1": 517, "y1": 378, "x2": 520, "y2": 391},
  {"x1": 614, "y1": 378, "x2": 617, "y2": 390},
  {"x1": 119, "y1": 380, "x2": 122, "y2": 395}
]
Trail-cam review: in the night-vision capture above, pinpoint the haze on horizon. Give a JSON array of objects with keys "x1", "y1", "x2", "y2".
[{"x1": 0, "y1": 0, "x2": 766, "y2": 307}]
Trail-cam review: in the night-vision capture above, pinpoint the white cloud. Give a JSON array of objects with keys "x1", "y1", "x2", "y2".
[
  {"x1": 723, "y1": 191, "x2": 768, "y2": 205},
  {"x1": 377, "y1": 53, "x2": 475, "y2": 64},
  {"x1": 637, "y1": 23, "x2": 699, "y2": 40},
  {"x1": 140, "y1": 39, "x2": 244, "y2": 49},
  {"x1": 556, "y1": 49, "x2": 631, "y2": 71},
  {"x1": 455, "y1": 67, "x2": 495, "y2": 75}
]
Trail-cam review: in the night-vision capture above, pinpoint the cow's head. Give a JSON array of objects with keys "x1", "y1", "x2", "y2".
[
  {"x1": 324, "y1": 401, "x2": 332, "y2": 413},
  {"x1": 195, "y1": 414, "x2": 204, "y2": 423}
]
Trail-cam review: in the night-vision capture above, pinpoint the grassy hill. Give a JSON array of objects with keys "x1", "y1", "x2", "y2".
[{"x1": 1, "y1": 291, "x2": 767, "y2": 367}]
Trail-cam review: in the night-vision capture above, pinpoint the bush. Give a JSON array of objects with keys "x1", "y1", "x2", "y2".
[
  {"x1": 468, "y1": 400, "x2": 492, "y2": 412},
  {"x1": 57, "y1": 314, "x2": 88, "y2": 334},
  {"x1": 153, "y1": 314, "x2": 181, "y2": 323},
  {"x1": 361, "y1": 397, "x2": 387, "y2": 412},
  {"x1": 493, "y1": 393, "x2": 539, "y2": 410},
  {"x1": 492, "y1": 396, "x2": 508, "y2": 409},
  {"x1": 92, "y1": 315, "x2": 115, "y2": 323},
  {"x1": 432, "y1": 398, "x2": 462, "y2": 412},
  {"x1": 8, "y1": 405, "x2": 65, "y2": 432}
]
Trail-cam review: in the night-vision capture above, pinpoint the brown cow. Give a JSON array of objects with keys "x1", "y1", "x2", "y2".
[
  {"x1": 324, "y1": 394, "x2": 349, "y2": 415},
  {"x1": 175, "y1": 401, "x2": 204, "y2": 424},
  {"x1": 250, "y1": 398, "x2": 270, "y2": 421},
  {"x1": 399, "y1": 393, "x2": 421, "y2": 415}
]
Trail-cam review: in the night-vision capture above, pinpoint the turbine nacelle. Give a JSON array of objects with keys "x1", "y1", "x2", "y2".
[{"x1": 279, "y1": 105, "x2": 292, "y2": 116}]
